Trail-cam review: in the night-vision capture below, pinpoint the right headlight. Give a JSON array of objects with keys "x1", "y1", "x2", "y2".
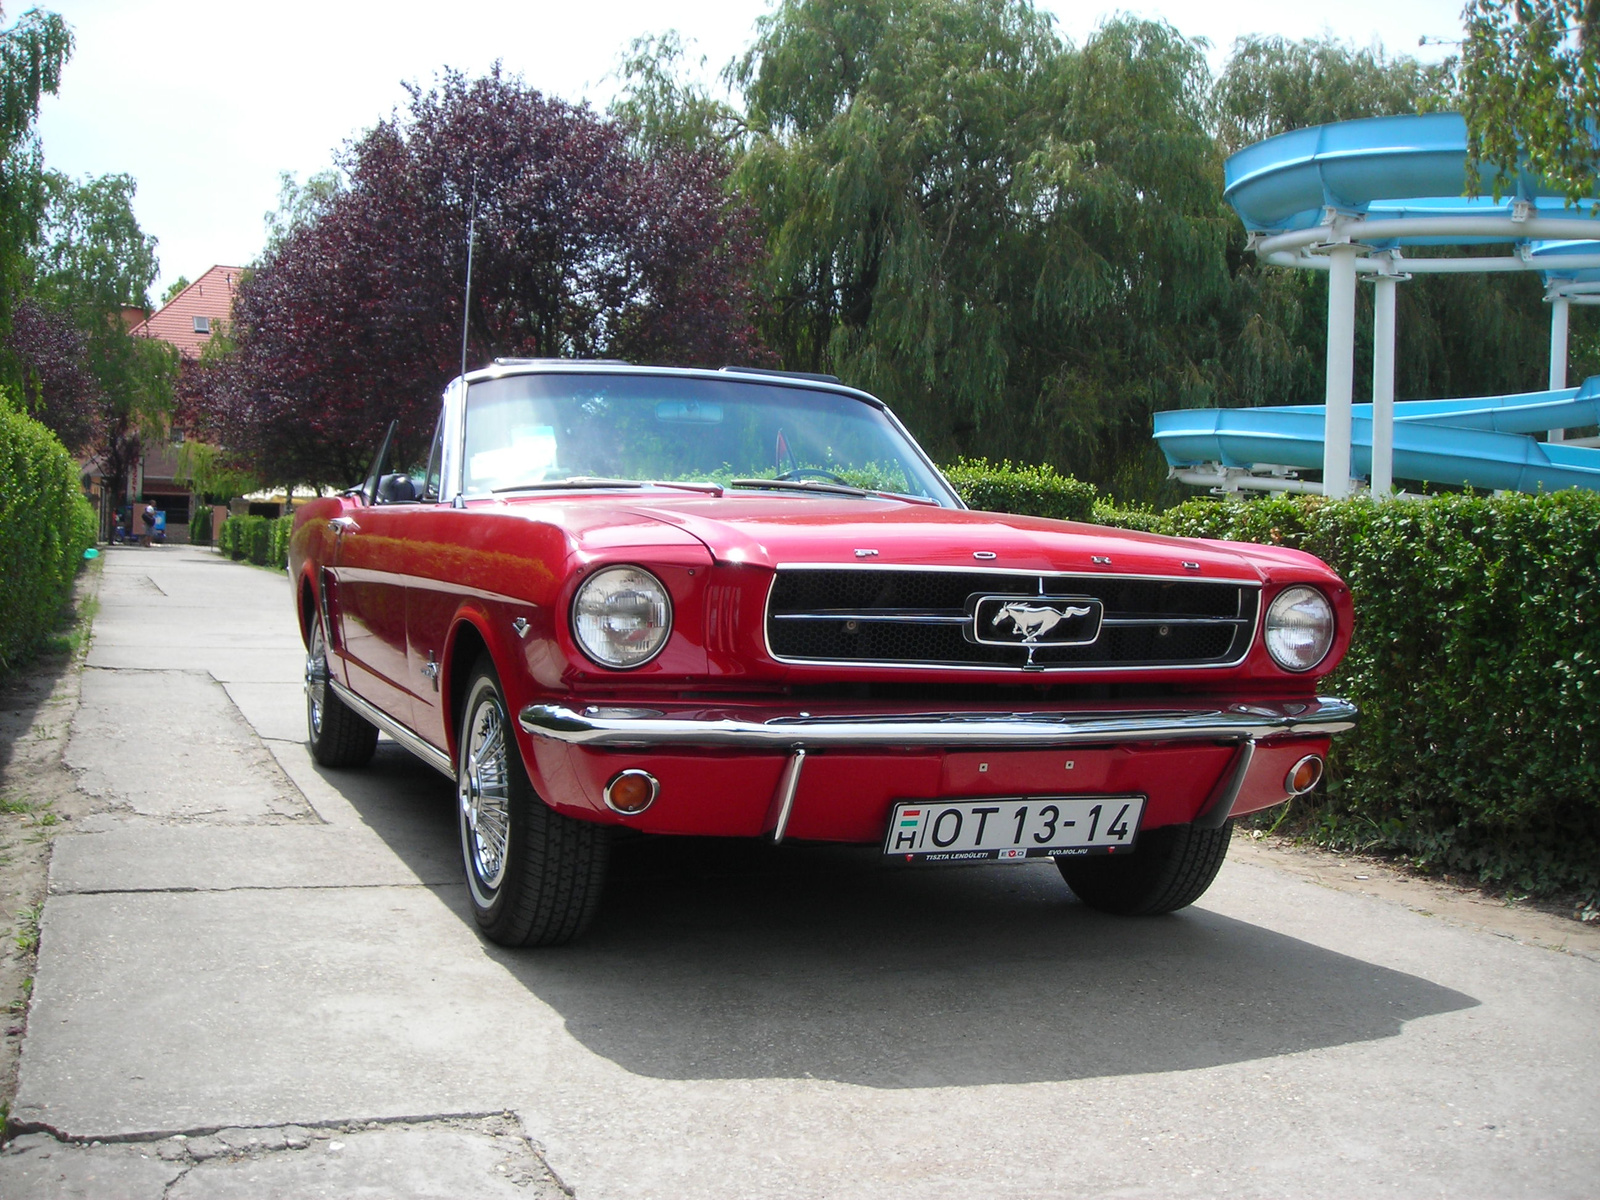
[
  {"x1": 572, "y1": 565, "x2": 672, "y2": 668},
  {"x1": 1264, "y1": 585, "x2": 1334, "y2": 672}
]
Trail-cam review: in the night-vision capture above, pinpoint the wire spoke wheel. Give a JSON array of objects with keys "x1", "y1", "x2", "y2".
[
  {"x1": 305, "y1": 622, "x2": 329, "y2": 737},
  {"x1": 303, "y1": 611, "x2": 376, "y2": 768},
  {"x1": 460, "y1": 694, "x2": 512, "y2": 890},
  {"x1": 456, "y1": 658, "x2": 609, "y2": 946}
]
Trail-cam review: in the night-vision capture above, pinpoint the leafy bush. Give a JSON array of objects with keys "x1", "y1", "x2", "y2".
[
  {"x1": 190, "y1": 503, "x2": 213, "y2": 546},
  {"x1": 218, "y1": 512, "x2": 293, "y2": 567},
  {"x1": 268, "y1": 513, "x2": 293, "y2": 567},
  {"x1": 0, "y1": 393, "x2": 96, "y2": 668},
  {"x1": 942, "y1": 457, "x2": 1098, "y2": 523},
  {"x1": 217, "y1": 513, "x2": 237, "y2": 558},
  {"x1": 1094, "y1": 493, "x2": 1600, "y2": 898}
]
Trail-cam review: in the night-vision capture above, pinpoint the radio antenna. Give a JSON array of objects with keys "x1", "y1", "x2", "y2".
[{"x1": 459, "y1": 169, "x2": 479, "y2": 383}]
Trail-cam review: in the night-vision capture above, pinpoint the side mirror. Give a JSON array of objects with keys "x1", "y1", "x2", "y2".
[{"x1": 377, "y1": 473, "x2": 418, "y2": 503}]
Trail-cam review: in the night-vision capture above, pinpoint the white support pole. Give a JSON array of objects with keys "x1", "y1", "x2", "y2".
[
  {"x1": 1323, "y1": 243, "x2": 1360, "y2": 498},
  {"x1": 1371, "y1": 271, "x2": 1398, "y2": 497},
  {"x1": 1549, "y1": 292, "x2": 1571, "y2": 443}
]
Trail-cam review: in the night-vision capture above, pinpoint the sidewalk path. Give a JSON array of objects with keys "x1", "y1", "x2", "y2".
[{"x1": 1, "y1": 544, "x2": 1596, "y2": 1198}]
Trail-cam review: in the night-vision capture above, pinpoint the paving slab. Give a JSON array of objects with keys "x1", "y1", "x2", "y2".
[
  {"x1": 10, "y1": 884, "x2": 567, "y2": 1135},
  {"x1": 222, "y1": 681, "x2": 311, "y2": 744},
  {"x1": 47, "y1": 825, "x2": 432, "y2": 893},
  {"x1": 0, "y1": 1133, "x2": 183, "y2": 1199},
  {"x1": 0, "y1": 1118, "x2": 567, "y2": 1200},
  {"x1": 66, "y1": 668, "x2": 310, "y2": 823}
]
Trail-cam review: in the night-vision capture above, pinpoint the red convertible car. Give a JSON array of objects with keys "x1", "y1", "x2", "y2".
[{"x1": 291, "y1": 361, "x2": 1355, "y2": 946}]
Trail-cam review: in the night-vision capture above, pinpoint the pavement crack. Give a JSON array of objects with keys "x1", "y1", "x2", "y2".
[{"x1": 58, "y1": 881, "x2": 448, "y2": 896}]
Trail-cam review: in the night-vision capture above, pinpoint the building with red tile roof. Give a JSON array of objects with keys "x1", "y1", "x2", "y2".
[{"x1": 130, "y1": 264, "x2": 244, "y2": 358}]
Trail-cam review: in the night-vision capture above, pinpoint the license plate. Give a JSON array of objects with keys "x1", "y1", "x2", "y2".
[{"x1": 884, "y1": 796, "x2": 1144, "y2": 862}]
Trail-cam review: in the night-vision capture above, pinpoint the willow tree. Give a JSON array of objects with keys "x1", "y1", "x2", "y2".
[
  {"x1": 1461, "y1": 0, "x2": 1600, "y2": 205},
  {"x1": 0, "y1": 4, "x2": 71, "y2": 334},
  {"x1": 733, "y1": 0, "x2": 1233, "y2": 488}
]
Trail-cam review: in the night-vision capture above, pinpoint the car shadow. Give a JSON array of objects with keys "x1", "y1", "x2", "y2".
[{"x1": 337, "y1": 746, "x2": 1480, "y2": 1090}]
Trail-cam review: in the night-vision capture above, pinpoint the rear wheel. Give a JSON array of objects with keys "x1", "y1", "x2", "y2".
[
  {"x1": 457, "y1": 659, "x2": 608, "y2": 946},
  {"x1": 1056, "y1": 820, "x2": 1233, "y2": 916},
  {"x1": 304, "y1": 616, "x2": 378, "y2": 768}
]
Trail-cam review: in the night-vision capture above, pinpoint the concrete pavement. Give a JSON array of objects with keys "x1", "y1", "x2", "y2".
[{"x1": 1, "y1": 544, "x2": 1597, "y2": 1198}]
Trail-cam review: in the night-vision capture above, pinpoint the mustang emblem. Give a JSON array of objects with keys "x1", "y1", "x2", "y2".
[{"x1": 991, "y1": 602, "x2": 1095, "y2": 643}]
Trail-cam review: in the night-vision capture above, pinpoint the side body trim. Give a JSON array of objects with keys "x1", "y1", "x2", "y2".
[{"x1": 329, "y1": 679, "x2": 454, "y2": 778}]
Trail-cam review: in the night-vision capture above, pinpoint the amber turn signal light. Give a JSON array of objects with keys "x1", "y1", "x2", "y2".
[
  {"x1": 604, "y1": 769, "x2": 659, "y2": 815},
  {"x1": 1285, "y1": 755, "x2": 1324, "y2": 796}
]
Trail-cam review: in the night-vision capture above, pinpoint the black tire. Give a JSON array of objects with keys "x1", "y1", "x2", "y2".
[
  {"x1": 304, "y1": 616, "x2": 378, "y2": 768},
  {"x1": 457, "y1": 658, "x2": 608, "y2": 946},
  {"x1": 1056, "y1": 820, "x2": 1233, "y2": 916}
]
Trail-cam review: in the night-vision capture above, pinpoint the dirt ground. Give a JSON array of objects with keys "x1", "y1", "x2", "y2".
[
  {"x1": 0, "y1": 564, "x2": 113, "y2": 1127},
  {"x1": 1, "y1": 559, "x2": 1596, "y2": 1129}
]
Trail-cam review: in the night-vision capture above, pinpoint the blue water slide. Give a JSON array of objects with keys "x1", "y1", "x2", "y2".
[
  {"x1": 1154, "y1": 380, "x2": 1600, "y2": 493},
  {"x1": 1224, "y1": 113, "x2": 1585, "y2": 238}
]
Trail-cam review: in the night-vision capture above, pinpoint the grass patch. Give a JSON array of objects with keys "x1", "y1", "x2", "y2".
[{"x1": 12, "y1": 905, "x2": 41, "y2": 955}]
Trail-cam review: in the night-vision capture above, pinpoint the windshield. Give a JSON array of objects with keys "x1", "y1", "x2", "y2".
[{"x1": 460, "y1": 373, "x2": 956, "y2": 505}]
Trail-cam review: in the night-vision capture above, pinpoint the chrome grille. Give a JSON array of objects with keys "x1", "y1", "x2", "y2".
[{"x1": 766, "y1": 567, "x2": 1258, "y2": 669}]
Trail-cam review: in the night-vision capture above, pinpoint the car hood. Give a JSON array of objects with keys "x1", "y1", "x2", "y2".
[{"x1": 538, "y1": 493, "x2": 1299, "y2": 582}]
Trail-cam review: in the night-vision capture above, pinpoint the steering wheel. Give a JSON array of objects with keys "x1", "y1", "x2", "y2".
[{"x1": 774, "y1": 468, "x2": 849, "y2": 484}]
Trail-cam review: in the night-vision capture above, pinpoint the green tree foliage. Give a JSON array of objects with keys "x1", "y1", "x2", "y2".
[
  {"x1": 609, "y1": 32, "x2": 743, "y2": 162},
  {"x1": 261, "y1": 168, "x2": 344, "y2": 255},
  {"x1": 1460, "y1": 0, "x2": 1600, "y2": 204},
  {"x1": 159, "y1": 275, "x2": 189, "y2": 305},
  {"x1": 0, "y1": 4, "x2": 70, "y2": 331},
  {"x1": 733, "y1": 1, "x2": 1233, "y2": 487},
  {"x1": 1213, "y1": 34, "x2": 1454, "y2": 155},
  {"x1": 30, "y1": 170, "x2": 179, "y2": 507}
]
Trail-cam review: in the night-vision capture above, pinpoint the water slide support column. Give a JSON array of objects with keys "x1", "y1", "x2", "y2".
[
  {"x1": 1548, "y1": 290, "x2": 1570, "y2": 442},
  {"x1": 1370, "y1": 266, "x2": 1400, "y2": 496},
  {"x1": 1323, "y1": 242, "x2": 1361, "y2": 498}
]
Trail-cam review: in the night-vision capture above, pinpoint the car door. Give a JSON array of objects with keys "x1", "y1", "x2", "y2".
[{"x1": 329, "y1": 426, "x2": 427, "y2": 732}]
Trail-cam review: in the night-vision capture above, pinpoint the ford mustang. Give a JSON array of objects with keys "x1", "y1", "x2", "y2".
[{"x1": 291, "y1": 361, "x2": 1356, "y2": 945}]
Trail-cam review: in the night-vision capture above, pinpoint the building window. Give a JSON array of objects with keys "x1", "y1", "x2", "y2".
[{"x1": 193, "y1": 316, "x2": 211, "y2": 334}]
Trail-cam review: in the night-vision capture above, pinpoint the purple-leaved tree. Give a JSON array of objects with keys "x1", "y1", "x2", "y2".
[{"x1": 203, "y1": 68, "x2": 769, "y2": 491}]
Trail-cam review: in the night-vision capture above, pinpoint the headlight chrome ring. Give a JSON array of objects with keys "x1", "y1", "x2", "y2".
[
  {"x1": 572, "y1": 565, "x2": 673, "y2": 668},
  {"x1": 1263, "y1": 585, "x2": 1335, "y2": 673}
]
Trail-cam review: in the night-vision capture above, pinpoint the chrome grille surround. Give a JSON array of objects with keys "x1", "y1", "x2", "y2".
[{"x1": 765, "y1": 563, "x2": 1261, "y2": 671}]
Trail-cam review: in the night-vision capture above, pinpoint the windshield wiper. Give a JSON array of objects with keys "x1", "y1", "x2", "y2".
[
  {"x1": 728, "y1": 478, "x2": 870, "y2": 498},
  {"x1": 492, "y1": 477, "x2": 646, "y2": 493}
]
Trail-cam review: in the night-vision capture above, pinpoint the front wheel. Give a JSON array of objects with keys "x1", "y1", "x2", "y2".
[
  {"x1": 1056, "y1": 820, "x2": 1233, "y2": 916},
  {"x1": 457, "y1": 660, "x2": 608, "y2": 946},
  {"x1": 305, "y1": 616, "x2": 377, "y2": 768}
]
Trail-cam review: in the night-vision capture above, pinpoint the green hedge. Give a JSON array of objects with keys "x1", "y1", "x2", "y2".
[
  {"x1": 217, "y1": 512, "x2": 293, "y2": 567},
  {"x1": 0, "y1": 394, "x2": 96, "y2": 668},
  {"x1": 942, "y1": 457, "x2": 1098, "y2": 523},
  {"x1": 190, "y1": 503, "x2": 213, "y2": 546},
  {"x1": 1092, "y1": 492, "x2": 1600, "y2": 898}
]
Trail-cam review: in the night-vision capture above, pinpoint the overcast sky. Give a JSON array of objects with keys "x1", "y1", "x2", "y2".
[{"x1": 31, "y1": 0, "x2": 1468, "y2": 303}]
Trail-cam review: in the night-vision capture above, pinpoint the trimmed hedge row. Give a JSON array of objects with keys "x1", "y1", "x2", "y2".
[
  {"x1": 943, "y1": 457, "x2": 1097, "y2": 523},
  {"x1": 1095, "y1": 491, "x2": 1600, "y2": 898},
  {"x1": 217, "y1": 512, "x2": 293, "y2": 568},
  {"x1": 190, "y1": 503, "x2": 213, "y2": 546},
  {"x1": 0, "y1": 393, "x2": 96, "y2": 668}
]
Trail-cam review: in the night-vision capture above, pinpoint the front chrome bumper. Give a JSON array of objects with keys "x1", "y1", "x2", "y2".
[{"x1": 518, "y1": 697, "x2": 1358, "y2": 750}]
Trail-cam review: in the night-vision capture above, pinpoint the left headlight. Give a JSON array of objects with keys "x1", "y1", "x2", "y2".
[
  {"x1": 1263, "y1": 585, "x2": 1334, "y2": 672},
  {"x1": 572, "y1": 566, "x2": 673, "y2": 668}
]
